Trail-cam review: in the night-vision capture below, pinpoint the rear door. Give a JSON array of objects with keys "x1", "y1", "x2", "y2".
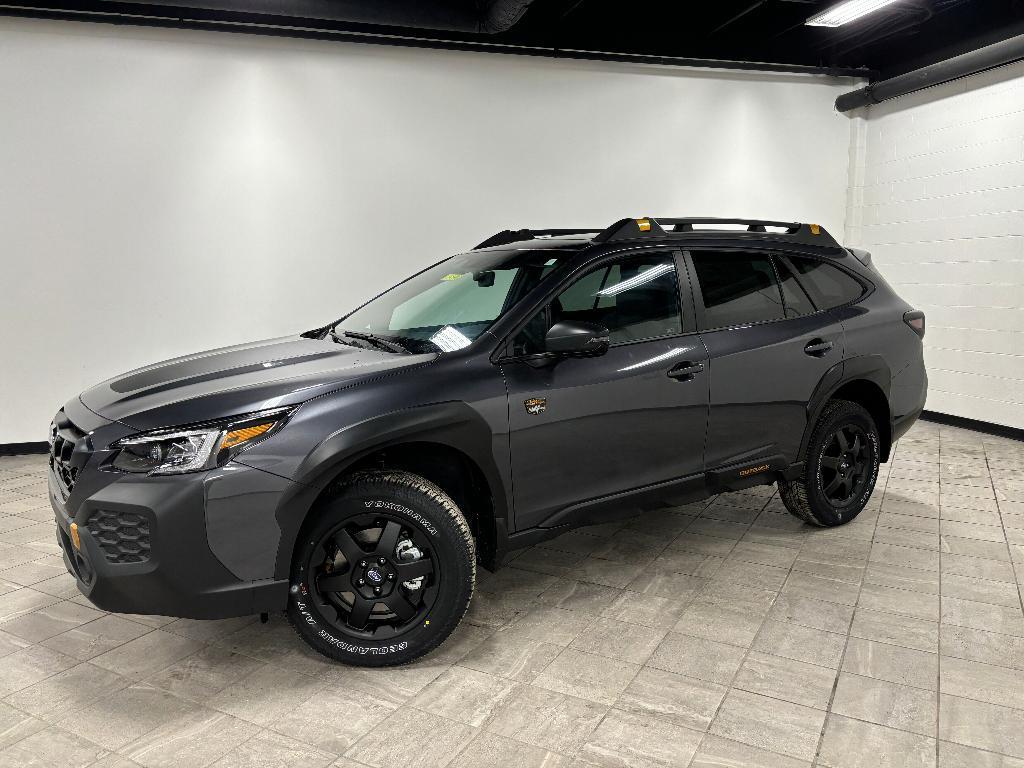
[
  {"x1": 500, "y1": 249, "x2": 710, "y2": 531},
  {"x1": 688, "y1": 249, "x2": 849, "y2": 470}
]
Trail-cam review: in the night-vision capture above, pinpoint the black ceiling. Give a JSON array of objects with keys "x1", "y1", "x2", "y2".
[
  {"x1": 511, "y1": 0, "x2": 1024, "y2": 78},
  {"x1": 5, "y1": 0, "x2": 1024, "y2": 80}
]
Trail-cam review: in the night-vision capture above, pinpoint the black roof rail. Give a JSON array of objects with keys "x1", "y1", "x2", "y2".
[
  {"x1": 473, "y1": 228, "x2": 599, "y2": 250},
  {"x1": 594, "y1": 217, "x2": 839, "y2": 248},
  {"x1": 592, "y1": 217, "x2": 667, "y2": 242},
  {"x1": 475, "y1": 218, "x2": 840, "y2": 251}
]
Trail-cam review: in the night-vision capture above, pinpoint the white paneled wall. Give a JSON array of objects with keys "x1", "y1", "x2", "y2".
[{"x1": 846, "y1": 63, "x2": 1024, "y2": 430}]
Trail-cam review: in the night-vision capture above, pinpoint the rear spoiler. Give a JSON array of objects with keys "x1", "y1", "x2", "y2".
[{"x1": 848, "y1": 248, "x2": 872, "y2": 268}]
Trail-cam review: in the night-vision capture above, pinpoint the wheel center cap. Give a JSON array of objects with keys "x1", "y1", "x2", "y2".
[{"x1": 353, "y1": 560, "x2": 396, "y2": 598}]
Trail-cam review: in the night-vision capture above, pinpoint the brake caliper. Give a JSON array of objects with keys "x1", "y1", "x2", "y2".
[{"x1": 395, "y1": 538, "x2": 424, "y2": 591}]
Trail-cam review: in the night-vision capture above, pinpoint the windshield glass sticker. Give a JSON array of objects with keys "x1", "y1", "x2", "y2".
[{"x1": 430, "y1": 325, "x2": 472, "y2": 352}]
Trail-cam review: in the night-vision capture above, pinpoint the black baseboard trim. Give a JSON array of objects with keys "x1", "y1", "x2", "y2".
[
  {"x1": 920, "y1": 410, "x2": 1024, "y2": 443},
  {"x1": 0, "y1": 442, "x2": 49, "y2": 457}
]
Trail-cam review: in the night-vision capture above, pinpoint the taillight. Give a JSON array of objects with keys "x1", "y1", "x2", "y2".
[{"x1": 904, "y1": 310, "x2": 925, "y2": 339}]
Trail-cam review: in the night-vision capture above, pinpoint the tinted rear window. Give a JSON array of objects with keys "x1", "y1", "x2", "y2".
[
  {"x1": 787, "y1": 256, "x2": 865, "y2": 310},
  {"x1": 775, "y1": 257, "x2": 817, "y2": 318}
]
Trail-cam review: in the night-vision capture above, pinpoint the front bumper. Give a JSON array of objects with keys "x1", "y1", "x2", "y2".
[{"x1": 51, "y1": 439, "x2": 291, "y2": 620}]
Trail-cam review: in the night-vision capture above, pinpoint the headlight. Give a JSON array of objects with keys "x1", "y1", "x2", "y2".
[{"x1": 110, "y1": 408, "x2": 292, "y2": 475}]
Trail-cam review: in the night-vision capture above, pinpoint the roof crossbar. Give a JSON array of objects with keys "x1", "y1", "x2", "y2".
[{"x1": 474, "y1": 228, "x2": 600, "y2": 250}]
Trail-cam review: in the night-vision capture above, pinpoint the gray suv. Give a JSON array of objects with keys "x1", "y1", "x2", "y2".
[{"x1": 48, "y1": 217, "x2": 927, "y2": 665}]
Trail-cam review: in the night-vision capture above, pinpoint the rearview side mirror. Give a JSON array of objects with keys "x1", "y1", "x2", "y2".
[{"x1": 545, "y1": 320, "x2": 610, "y2": 356}]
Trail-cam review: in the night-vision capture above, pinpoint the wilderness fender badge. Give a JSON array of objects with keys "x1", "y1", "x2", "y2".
[
  {"x1": 524, "y1": 398, "x2": 547, "y2": 415},
  {"x1": 738, "y1": 463, "x2": 771, "y2": 477}
]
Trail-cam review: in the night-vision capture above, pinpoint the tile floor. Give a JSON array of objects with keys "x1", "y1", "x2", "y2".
[{"x1": 0, "y1": 420, "x2": 1023, "y2": 767}]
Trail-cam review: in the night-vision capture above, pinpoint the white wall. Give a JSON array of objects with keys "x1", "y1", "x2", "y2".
[
  {"x1": 845, "y1": 63, "x2": 1024, "y2": 430},
  {"x1": 0, "y1": 18, "x2": 856, "y2": 443}
]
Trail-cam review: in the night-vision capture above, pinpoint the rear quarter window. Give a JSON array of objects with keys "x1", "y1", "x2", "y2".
[{"x1": 786, "y1": 256, "x2": 865, "y2": 310}]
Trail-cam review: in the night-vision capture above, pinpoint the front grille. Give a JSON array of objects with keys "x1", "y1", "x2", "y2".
[
  {"x1": 49, "y1": 413, "x2": 88, "y2": 494},
  {"x1": 85, "y1": 509, "x2": 152, "y2": 564}
]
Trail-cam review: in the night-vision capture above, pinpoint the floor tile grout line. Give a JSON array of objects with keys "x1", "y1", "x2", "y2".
[
  {"x1": 869, "y1": 538, "x2": 1016, "y2": 570},
  {"x1": 985, "y1": 448, "x2": 1024, "y2": 615},
  {"x1": 859, "y1": 574, "x2": 1023, "y2": 609},
  {"x1": 430, "y1": 591, "x2": 614, "y2": 762},
  {"x1": 720, "y1": 667, "x2": 946, "y2": 738},
  {"x1": 936, "y1": 435, "x2": 945, "y2": 768},
  {"x1": 0, "y1": 603, "x2": 165, "y2": 703},
  {"x1": 811, "y1": 434, "x2": 894, "y2": 766},
  {"x1": 578, "y1": 499, "x2": 778, "y2": 762},
  {"x1": 687, "y1": 484, "x2": 811, "y2": 768}
]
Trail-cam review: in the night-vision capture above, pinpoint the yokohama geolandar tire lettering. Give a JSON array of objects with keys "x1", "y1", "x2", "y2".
[
  {"x1": 287, "y1": 470, "x2": 475, "y2": 666},
  {"x1": 779, "y1": 399, "x2": 880, "y2": 527}
]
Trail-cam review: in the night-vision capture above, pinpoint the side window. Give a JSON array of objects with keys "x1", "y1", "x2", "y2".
[
  {"x1": 556, "y1": 266, "x2": 612, "y2": 312},
  {"x1": 691, "y1": 251, "x2": 784, "y2": 328},
  {"x1": 787, "y1": 256, "x2": 865, "y2": 309},
  {"x1": 512, "y1": 252, "x2": 683, "y2": 354},
  {"x1": 774, "y1": 256, "x2": 817, "y2": 318}
]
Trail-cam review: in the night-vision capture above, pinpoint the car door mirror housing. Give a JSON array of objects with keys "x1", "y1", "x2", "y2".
[{"x1": 544, "y1": 320, "x2": 610, "y2": 356}]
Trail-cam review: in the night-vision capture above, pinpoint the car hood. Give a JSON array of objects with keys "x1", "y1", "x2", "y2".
[{"x1": 78, "y1": 335, "x2": 436, "y2": 432}]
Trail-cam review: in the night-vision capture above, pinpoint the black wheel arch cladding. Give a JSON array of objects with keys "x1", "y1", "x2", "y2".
[{"x1": 270, "y1": 401, "x2": 507, "y2": 581}]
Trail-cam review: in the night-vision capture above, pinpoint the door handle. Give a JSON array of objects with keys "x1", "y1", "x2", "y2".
[
  {"x1": 667, "y1": 361, "x2": 704, "y2": 380},
  {"x1": 804, "y1": 339, "x2": 834, "y2": 357}
]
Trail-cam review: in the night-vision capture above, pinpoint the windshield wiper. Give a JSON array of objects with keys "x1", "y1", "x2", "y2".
[
  {"x1": 329, "y1": 329, "x2": 359, "y2": 347},
  {"x1": 333, "y1": 329, "x2": 409, "y2": 354}
]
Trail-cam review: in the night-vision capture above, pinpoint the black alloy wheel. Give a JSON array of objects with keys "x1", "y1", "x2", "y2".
[
  {"x1": 779, "y1": 398, "x2": 880, "y2": 527},
  {"x1": 288, "y1": 470, "x2": 475, "y2": 666},
  {"x1": 308, "y1": 513, "x2": 437, "y2": 639},
  {"x1": 819, "y1": 423, "x2": 871, "y2": 506}
]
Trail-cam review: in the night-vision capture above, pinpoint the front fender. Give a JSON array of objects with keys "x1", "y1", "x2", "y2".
[{"x1": 267, "y1": 401, "x2": 510, "y2": 581}]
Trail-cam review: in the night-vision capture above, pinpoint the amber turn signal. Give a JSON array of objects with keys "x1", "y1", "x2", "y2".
[
  {"x1": 70, "y1": 522, "x2": 81, "y2": 550},
  {"x1": 220, "y1": 422, "x2": 274, "y2": 450}
]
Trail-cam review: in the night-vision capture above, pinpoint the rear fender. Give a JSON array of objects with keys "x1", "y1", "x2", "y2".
[{"x1": 798, "y1": 355, "x2": 893, "y2": 463}]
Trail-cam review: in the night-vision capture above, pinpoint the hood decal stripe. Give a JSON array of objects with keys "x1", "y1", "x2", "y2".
[{"x1": 109, "y1": 350, "x2": 341, "y2": 395}]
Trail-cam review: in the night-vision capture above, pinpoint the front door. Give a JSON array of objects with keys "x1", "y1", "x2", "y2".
[{"x1": 500, "y1": 250, "x2": 710, "y2": 531}]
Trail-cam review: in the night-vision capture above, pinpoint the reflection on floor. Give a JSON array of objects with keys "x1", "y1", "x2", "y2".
[{"x1": 0, "y1": 419, "x2": 1023, "y2": 767}]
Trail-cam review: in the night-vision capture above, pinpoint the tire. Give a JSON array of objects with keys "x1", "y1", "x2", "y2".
[
  {"x1": 287, "y1": 470, "x2": 475, "y2": 666},
  {"x1": 779, "y1": 399, "x2": 881, "y2": 527}
]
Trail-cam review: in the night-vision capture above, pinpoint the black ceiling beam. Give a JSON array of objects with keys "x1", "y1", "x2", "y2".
[
  {"x1": 709, "y1": 1, "x2": 767, "y2": 37},
  {"x1": 836, "y1": 31, "x2": 1024, "y2": 111},
  {"x1": 0, "y1": 1, "x2": 870, "y2": 76}
]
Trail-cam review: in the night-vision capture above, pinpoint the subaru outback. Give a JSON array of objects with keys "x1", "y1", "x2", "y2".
[{"x1": 49, "y1": 217, "x2": 927, "y2": 665}]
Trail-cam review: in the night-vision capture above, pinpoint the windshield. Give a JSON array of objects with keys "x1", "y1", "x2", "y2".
[{"x1": 336, "y1": 249, "x2": 570, "y2": 352}]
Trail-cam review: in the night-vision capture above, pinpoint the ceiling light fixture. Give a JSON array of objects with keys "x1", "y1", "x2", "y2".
[{"x1": 805, "y1": 0, "x2": 898, "y2": 27}]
